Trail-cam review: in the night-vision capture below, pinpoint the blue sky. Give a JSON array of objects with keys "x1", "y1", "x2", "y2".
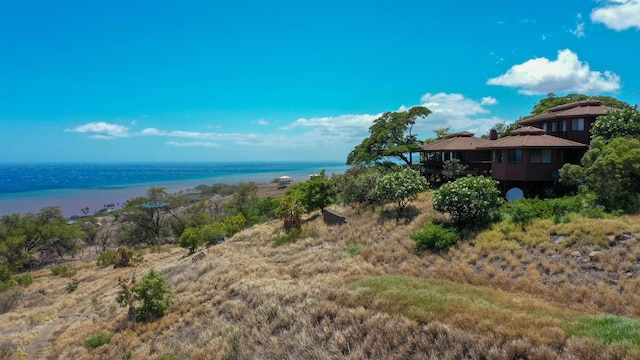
[{"x1": 1, "y1": 0, "x2": 639, "y2": 163}]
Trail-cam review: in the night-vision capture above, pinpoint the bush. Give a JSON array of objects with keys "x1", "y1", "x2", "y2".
[
  {"x1": 0, "y1": 265, "x2": 11, "y2": 283},
  {"x1": 376, "y1": 167, "x2": 428, "y2": 217},
  {"x1": 84, "y1": 330, "x2": 111, "y2": 349},
  {"x1": 201, "y1": 223, "x2": 226, "y2": 245},
  {"x1": 133, "y1": 268, "x2": 174, "y2": 322},
  {"x1": 13, "y1": 273, "x2": 33, "y2": 287},
  {"x1": 179, "y1": 227, "x2": 202, "y2": 254},
  {"x1": 50, "y1": 263, "x2": 77, "y2": 277},
  {"x1": 223, "y1": 213, "x2": 247, "y2": 236},
  {"x1": 96, "y1": 249, "x2": 118, "y2": 267},
  {"x1": 433, "y1": 175, "x2": 502, "y2": 226},
  {"x1": 412, "y1": 222, "x2": 461, "y2": 252},
  {"x1": 0, "y1": 288, "x2": 23, "y2": 314},
  {"x1": 66, "y1": 278, "x2": 79, "y2": 293}
]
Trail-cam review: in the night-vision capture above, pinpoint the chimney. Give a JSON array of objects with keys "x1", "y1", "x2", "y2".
[{"x1": 489, "y1": 129, "x2": 498, "y2": 140}]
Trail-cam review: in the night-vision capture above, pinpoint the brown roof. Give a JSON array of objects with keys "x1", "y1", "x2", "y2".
[
  {"x1": 477, "y1": 126, "x2": 587, "y2": 149},
  {"x1": 519, "y1": 99, "x2": 615, "y2": 125},
  {"x1": 422, "y1": 132, "x2": 492, "y2": 152}
]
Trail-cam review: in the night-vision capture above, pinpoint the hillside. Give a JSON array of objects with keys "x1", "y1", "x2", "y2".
[{"x1": 2, "y1": 193, "x2": 640, "y2": 359}]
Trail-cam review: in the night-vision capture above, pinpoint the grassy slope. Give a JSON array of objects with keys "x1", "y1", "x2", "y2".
[{"x1": 2, "y1": 193, "x2": 640, "y2": 359}]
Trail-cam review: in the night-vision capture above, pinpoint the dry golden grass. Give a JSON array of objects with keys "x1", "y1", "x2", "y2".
[{"x1": 1, "y1": 193, "x2": 639, "y2": 359}]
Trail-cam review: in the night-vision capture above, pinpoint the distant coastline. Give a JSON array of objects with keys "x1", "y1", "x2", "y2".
[{"x1": 0, "y1": 162, "x2": 348, "y2": 217}]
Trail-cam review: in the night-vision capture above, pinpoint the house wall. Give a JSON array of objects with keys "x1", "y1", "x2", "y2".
[
  {"x1": 490, "y1": 149, "x2": 568, "y2": 182},
  {"x1": 526, "y1": 116, "x2": 597, "y2": 145}
]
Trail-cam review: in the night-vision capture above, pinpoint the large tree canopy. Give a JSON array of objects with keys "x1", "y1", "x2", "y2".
[
  {"x1": 560, "y1": 137, "x2": 640, "y2": 213},
  {"x1": 590, "y1": 105, "x2": 640, "y2": 141},
  {"x1": 347, "y1": 106, "x2": 431, "y2": 166},
  {"x1": 523, "y1": 93, "x2": 628, "y2": 119}
]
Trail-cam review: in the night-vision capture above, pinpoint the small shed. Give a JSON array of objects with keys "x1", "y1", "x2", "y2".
[{"x1": 278, "y1": 176, "x2": 292, "y2": 186}]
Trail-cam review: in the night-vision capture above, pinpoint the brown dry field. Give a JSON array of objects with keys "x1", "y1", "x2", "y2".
[{"x1": 1, "y1": 192, "x2": 640, "y2": 359}]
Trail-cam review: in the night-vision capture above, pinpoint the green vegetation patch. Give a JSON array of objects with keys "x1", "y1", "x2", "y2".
[
  {"x1": 84, "y1": 330, "x2": 111, "y2": 349},
  {"x1": 347, "y1": 276, "x2": 640, "y2": 349},
  {"x1": 569, "y1": 315, "x2": 640, "y2": 346}
]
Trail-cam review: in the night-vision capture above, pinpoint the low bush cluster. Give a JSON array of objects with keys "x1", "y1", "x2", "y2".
[
  {"x1": 84, "y1": 330, "x2": 111, "y2": 349},
  {"x1": 412, "y1": 222, "x2": 461, "y2": 252},
  {"x1": 502, "y1": 195, "x2": 607, "y2": 225},
  {"x1": 50, "y1": 263, "x2": 77, "y2": 277}
]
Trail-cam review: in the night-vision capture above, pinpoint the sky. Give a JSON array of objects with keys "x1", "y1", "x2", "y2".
[{"x1": 1, "y1": 0, "x2": 639, "y2": 163}]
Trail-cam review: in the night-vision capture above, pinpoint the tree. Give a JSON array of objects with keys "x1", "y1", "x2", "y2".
[
  {"x1": 376, "y1": 168, "x2": 428, "y2": 216},
  {"x1": 117, "y1": 268, "x2": 174, "y2": 323},
  {"x1": 347, "y1": 106, "x2": 431, "y2": 166},
  {"x1": 0, "y1": 207, "x2": 81, "y2": 270},
  {"x1": 432, "y1": 175, "x2": 503, "y2": 226},
  {"x1": 335, "y1": 166, "x2": 383, "y2": 207},
  {"x1": 286, "y1": 170, "x2": 337, "y2": 213},
  {"x1": 279, "y1": 197, "x2": 304, "y2": 232},
  {"x1": 225, "y1": 182, "x2": 261, "y2": 224},
  {"x1": 590, "y1": 105, "x2": 640, "y2": 141},
  {"x1": 179, "y1": 227, "x2": 202, "y2": 254},
  {"x1": 492, "y1": 121, "x2": 520, "y2": 138},
  {"x1": 560, "y1": 137, "x2": 640, "y2": 213},
  {"x1": 525, "y1": 93, "x2": 629, "y2": 118},
  {"x1": 119, "y1": 188, "x2": 175, "y2": 246}
]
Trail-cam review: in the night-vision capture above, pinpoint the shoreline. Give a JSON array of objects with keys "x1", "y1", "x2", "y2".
[{"x1": 0, "y1": 167, "x2": 343, "y2": 217}]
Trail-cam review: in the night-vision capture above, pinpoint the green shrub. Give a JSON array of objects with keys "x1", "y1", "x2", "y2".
[
  {"x1": 0, "y1": 265, "x2": 11, "y2": 283},
  {"x1": 96, "y1": 249, "x2": 118, "y2": 267},
  {"x1": 223, "y1": 213, "x2": 247, "y2": 236},
  {"x1": 433, "y1": 175, "x2": 502, "y2": 226},
  {"x1": 97, "y1": 249, "x2": 138, "y2": 267},
  {"x1": 201, "y1": 223, "x2": 226, "y2": 245},
  {"x1": 66, "y1": 278, "x2": 79, "y2": 293},
  {"x1": 50, "y1": 263, "x2": 77, "y2": 277},
  {"x1": 13, "y1": 273, "x2": 33, "y2": 287},
  {"x1": 412, "y1": 222, "x2": 461, "y2": 252},
  {"x1": 133, "y1": 268, "x2": 174, "y2": 322},
  {"x1": 179, "y1": 227, "x2": 202, "y2": 254},
  {"x1": 84, "y1": 330, "x2": 111, "y2": 349}
]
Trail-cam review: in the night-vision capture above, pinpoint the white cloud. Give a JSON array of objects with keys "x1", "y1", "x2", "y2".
[
  {"x1": 66, "y1": 93, "x2": 507, "y2": 158},
  {"x1": 65, "y1": 122, "x2": 130, "y2": 139},
  {"x1": 481, "y1": 96, "x2": 498, "y2": 105},
  {"x1": 571, "y1": 22, "x2": 586, "y2": 37},
  {"x1": 167, "y1": 141, "x2": 220, "y2": 148},
  {"x1": 486, "y1": 49, "x2": 621, "y2": 95},
  {"x1": 591, "y1": 0, "x2": 640, "y2": 30},
  {"x1": 417, "y1": 93, "x2": 503, "y2": 136},
  {"x1": 571, "y1": 14, "x2": 586, "y2": 37},
  {"x1": 253, "y1": 119, "x2": 269, "y2": 125},
  {"x1": 140, "y1": 128, "x2": 166, "y2": 136}
]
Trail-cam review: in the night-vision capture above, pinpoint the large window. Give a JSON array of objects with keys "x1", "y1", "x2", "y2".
[
  {"x1": 492, "y1": 150, "x2": 504, "y2": 163},
  {"x1": 571, "y1": 118, "x2": 585, "y2": 131},
  {"x1": 530, "y1": 149, "x2": 552, "y2": 164},
  {"x1": 508, "y1": 149, "x2": 523, "y2": 164},
  {"x1": 543, "y1": 122, "x2": 557, "y2": 133}
]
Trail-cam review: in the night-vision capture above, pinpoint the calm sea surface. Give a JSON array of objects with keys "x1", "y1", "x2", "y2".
[{"x1": 0, "y1": 162, "x2": 347, "y2": 217}]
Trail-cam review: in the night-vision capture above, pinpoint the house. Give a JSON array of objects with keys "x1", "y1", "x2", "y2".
[
  {"x1": 420, "y1": 131, "x2": 492, "y2": 183},
  {"x1": 517, "y1": 99, "x2": 614, "y2": 144},
  {"x1": 420, "y1": 99, "x2": 612, "y2": 197},
  {"x1": 476, "y1": 127, "x2": 586, "y2": 193}
]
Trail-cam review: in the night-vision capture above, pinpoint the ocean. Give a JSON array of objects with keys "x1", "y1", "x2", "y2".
[{"x1": 0, "y1": 162, "x2": 348, "y2": 217}]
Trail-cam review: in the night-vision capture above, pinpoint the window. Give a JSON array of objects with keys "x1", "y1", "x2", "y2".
[
  {"x1": 508, "y1": 149, "x2": 523, "y2": 164},
  {"x1": 571, "y1": 118, "x2": 584, "y2": 131},
  {"x1": 492, "y1": 150, "x2": 504, "y2": 163},
  {"x1": 530, "y1": 149, "x2": 552, "y2": 164}
]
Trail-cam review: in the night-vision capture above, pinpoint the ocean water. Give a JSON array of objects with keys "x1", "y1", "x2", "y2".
[{"x1": 0, "y1": 162, "x2": 348, "y2": 217}]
